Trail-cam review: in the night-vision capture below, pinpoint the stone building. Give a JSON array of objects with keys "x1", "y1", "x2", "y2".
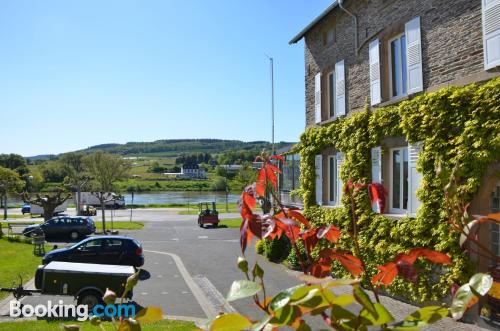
[{"x1": 290, "y1": 0, "x2": 500, "y2": 269}]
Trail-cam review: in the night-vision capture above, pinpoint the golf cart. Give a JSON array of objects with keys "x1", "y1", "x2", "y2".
[{"x1": 198, "y1": 202, "x2": 219, "y2": 228}]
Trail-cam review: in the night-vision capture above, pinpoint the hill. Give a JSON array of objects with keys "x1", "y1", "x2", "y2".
[{"x1": 28, "y1": 139, "x2": 295, "y2": 159}]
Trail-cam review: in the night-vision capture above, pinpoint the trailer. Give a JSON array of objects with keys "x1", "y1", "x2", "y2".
[
  {"x1": 80, "y1": 192, "x2": 125, "y2": 209},
  {"x1": 30, "y1": 200, "x2": 68, "y2": 217},
  {"x1": 1, "y1": 261, "x2": 135, "y2": 309}
]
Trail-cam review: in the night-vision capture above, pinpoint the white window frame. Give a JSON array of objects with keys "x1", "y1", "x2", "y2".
[
  {"x1": 328, "y1": 71, "x2": 336, "y2": 119},
  {"x1": 327, "y1": 155, "x2": 337, "y2": 205},
  {"x1": 388, "y1": 33, "x2": 407, "y2": 99},
  {"x1": 389, "y1": 147, "x2": 408, "y2": 214}
]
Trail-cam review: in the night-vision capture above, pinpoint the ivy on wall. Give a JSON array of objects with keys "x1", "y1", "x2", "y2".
[{"x1": 294, "y1": 77, "x2": 500, "y2": 302}]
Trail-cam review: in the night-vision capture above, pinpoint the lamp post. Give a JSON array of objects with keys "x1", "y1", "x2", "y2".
[{"x1": 265, "y1": 55, "x2": 275, "y2": 154}]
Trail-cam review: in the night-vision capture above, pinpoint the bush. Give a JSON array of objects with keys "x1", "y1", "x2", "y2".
[
  {"x1": 255, "y1": 239, "x2": 265, "y2": 255},
  {"x1": 264, "y1": 236, "x2": 291, "y2": 263}
]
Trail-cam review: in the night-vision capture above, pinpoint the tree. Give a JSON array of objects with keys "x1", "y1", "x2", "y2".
[
  {"x1": 83, "y1": 152, "x2": 130, "y2": 233},
  {"x1": 0, "y1": 166, "x2": 24, "y2": 220},
  {"x1": 60, "y1": 153, "x2": 88, "y2": 215},
  {"x1": 20, "y1": 189, "x2": 71, "y2": 221}
]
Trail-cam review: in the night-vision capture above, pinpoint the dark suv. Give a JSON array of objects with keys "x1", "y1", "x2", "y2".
[
  {"x1": 23, "y1": 216, "x2": 96, "y2": 240},
  {"x1": 42, "y1": 235, "x2": 144, "y2": 267}
]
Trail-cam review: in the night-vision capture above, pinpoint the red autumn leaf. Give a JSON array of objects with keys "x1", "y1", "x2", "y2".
[
  {"x1": 242, "y1": 191, "x2": 256, "y2": 210},
  {"x1": 371, "y1": 262, "x2": 398, "y2": 286},
  {"x1": 308, "y1": 261, "x2": 331, "y2": 278},
  {"x1": 301, "y1": 228, "x2": 319, "y2": 255},
  {"x1": 256, "y1": 169, "x2": 266, "y2": 196},
  {"x1": 267, "y1": 163, "x2": 282, "y2": 174},
  {"x1": 271, "y1": 154, "x2": 285, "y2": 162},
  {"x1": 286, "y1": 209, "x2": 311, "y2": 227},
  {"x1": 318, "y1": 249, "x2": 364, "y2": 277},
  {"x1": 396, "y1": 260, "x2": 419, "y2": 283},
  {"x1": 240, "y1": 219, "x2": 251, "y2": 254},
  {"x1": 368, "y1": 182, "x2": 387, "y2": 213},
  {"x1": 317, "y1": 225, "x2": 341, "y2": 243},
  {"x1": 487, "y1": 213, "x2": 500, "y2": 222},
  {"x1": 397, "y1": 248, "x2": 452, "y2": 265},
  {"x1": 265, "y1": 166, "x2": 278, "y2": 189},
  {"x1": 275, "y1": 220, "x2": 300, "y2": 243}
]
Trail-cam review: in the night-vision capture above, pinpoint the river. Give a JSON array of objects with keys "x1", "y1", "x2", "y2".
[{"x1": 5, "y1": 191, "x2": 241, "y2": 207}]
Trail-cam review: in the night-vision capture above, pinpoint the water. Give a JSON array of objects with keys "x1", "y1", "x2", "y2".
[
  {"x1": 5, "y1": 191, "x2": 241, "y2": 207},
  {"x1": 123, "y1": 191, "x2": 241, "y2": 205}
]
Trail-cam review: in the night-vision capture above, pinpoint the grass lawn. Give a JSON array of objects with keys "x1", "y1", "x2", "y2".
[
  {"x1": 177, "y1": 202, "x2": 239, "y2": 215},
  {"x1": 0, "y1": 238, "x2": 42, "y2": 300},
  {"x1": 2, "y1": 214, "x2": 32, "y2": 219},
  {"x1": 0, "y1": 319, "x2": 196, "y2": 330},
  {"x1": 94, "y1": 221, "x2": 144, "y2": 231},
  {"x1": 219, "y1": 218, "x2": 242, "y2": 228}
]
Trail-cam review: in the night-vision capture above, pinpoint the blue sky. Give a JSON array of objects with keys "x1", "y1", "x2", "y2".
[{"x1": 0, "y1": 0, "x2": 332, "y2": 156}]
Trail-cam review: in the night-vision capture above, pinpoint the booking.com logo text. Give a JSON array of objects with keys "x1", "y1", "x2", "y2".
[{"x1": 10, "y1": 300, "x2": 136, "y2": 321}]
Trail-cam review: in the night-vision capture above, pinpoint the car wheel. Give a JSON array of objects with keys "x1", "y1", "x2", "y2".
[
  {"x1": 69, "y1": 231, "x2": 79, "y2": 240},
  {"x1": 77, "y1": 290, "x2": 103, "y2": 311},
  {"x1": 212, "y1": 223, "x2": 218, "y2": 228}
]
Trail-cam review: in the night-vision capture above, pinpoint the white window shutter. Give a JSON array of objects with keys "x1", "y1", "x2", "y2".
[
  {"x1": 315, "y1": 155, "x2": 323, "y2": 205},
  {"x1": 408, "y1": 142, "x2": 423, "y2": 216},
  {"x1": 335, "y1": 152, "x2": 344, "y2": 205},
  {"x1": 405, "y1": 17, "x2": 423, "y2": 94},
  {"x1": 314, "y1": 73, "x2": 322, "y2": 124},
  {"x1": 371, "y1": 147, "x2": 382, "y2": 184},
  {"x1": 369, "y1": 39, "x2": 381, "y2": 105},
  {"x1": 483, "y1": 0, "x2": 500, "y2": 69},
  {"x1": 371, "y1": 147, "x2": 382, "y2": 212},
  {"x1": 335, "y1": 60, "x2": 346, "y2": 116}
]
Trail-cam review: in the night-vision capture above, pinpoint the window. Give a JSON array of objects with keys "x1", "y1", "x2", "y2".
[
  {"x1": 328, "y1": 155, "x2": 337, "y2": 204},
  {"x1": 79, "y1": 239, "x2": 102, "y2": 251},
  {"x1": 390, "y1": 147, "x2": 408, "y2": 212},
  {"x1": 389, "y1": 34, "x2": 407, "y2": 98},
  {"x1": 323, "y1": 28, "x2": 335, "y2": 46},
  {"x1": 328, "y1": 72, "x2": 335, "y2": 118}
]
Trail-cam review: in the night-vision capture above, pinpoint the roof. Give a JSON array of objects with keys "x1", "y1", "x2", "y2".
[
  {"x1": 289, "y1": 1, "x2": 339, "y2": 44},
  {"x1": 44, "y1": 261, "x2": 135, "y2": 275}
]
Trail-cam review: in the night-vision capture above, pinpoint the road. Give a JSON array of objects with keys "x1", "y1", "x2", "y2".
[{"x1": 0, "y1": 208, "x2": 490, "y2": 330}]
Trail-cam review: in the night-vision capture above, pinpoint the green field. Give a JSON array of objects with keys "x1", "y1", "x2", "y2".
[
  {"x1": 218, "y1": 218, "x2": 242, "y2": 228},
  {"x1": 94, "y1": 221, "x2": 144, "y2": 231},
  {"x1": 0, "y1": 319, "x2": 196, "y2": 330},
  {"x1": 0, "y1": 238, "x2": 42, "y2": 300}
]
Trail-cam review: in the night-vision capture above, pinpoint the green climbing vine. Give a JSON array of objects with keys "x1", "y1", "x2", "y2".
[{"x1": 295, "y1": 77, "x2": 500, "y2": 302}]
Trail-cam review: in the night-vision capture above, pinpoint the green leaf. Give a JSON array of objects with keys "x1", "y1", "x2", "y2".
[
  {"x1": 269, "y1": 285, "x2": 303, "y2": 312},
  {"x1": 290, "y1": 285, "x2": 320, "y2": 302},
  {"x1": 353, "y1": 285, "x2": 376, "y2": 314},
  {"x1": 449, "y1": 284, "x2": 474, "y2": 320},
  {"x1": 331, "y1": 294, "x2": 355, "y2": 307},
  {"x1": 237, "y1": 256, "x2": 248, "y2": 273},
  {"x1": 269, "y1": 305, "x2": 299, "y2": 326},
  {"x1": 359, "y1": 303, "x2": 394, "y2": 326},
  {"x1": 468, "y1": 273, "x2": 493, "y2": 296},
  {"x1": 330, "y1": 304, "x2": 357, "y2": 321},
  {"x1": 252, "y1": 263, "x2": 264, "y2": 279},
  {"x1": 392, "y1": 306, "x2": 449, "y2": 330},
  {"x1": 324, "y1": 279, "x2": 361, "y2": 288},
  {"x1": 226, "y1": 280, "x2": 262, "y2": 302},
  {"x1": 210, "y1": 313, "x2": 252, "y2": 331}
]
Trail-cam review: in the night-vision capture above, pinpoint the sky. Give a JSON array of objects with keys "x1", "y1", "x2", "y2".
[{"x1": 0, "y1": 0, "x2": 333, "y2": 156}]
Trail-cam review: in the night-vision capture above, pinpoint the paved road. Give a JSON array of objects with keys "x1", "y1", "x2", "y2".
[{"x1": 0, "y1": 209, "x2": 490, "y2": 330}]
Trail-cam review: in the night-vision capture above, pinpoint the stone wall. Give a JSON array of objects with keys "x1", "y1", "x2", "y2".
[{"x1": 303, "y1": 0, "x2": 500, "y2": 127}]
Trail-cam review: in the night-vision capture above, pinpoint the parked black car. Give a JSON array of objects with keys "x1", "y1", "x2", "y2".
[
  {"x1": 23, "y1": 216, "x2": 96, "y2": 240},
  {"x1": 42, "y1": 235, "x2": 144, "y2": 268}
]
